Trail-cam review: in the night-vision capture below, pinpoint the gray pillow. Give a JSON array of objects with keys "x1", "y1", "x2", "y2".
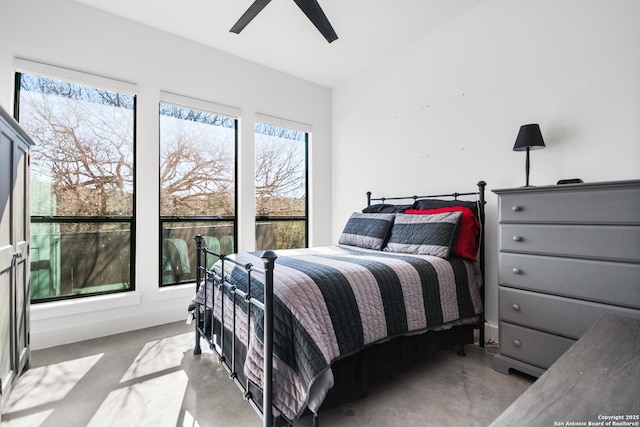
[
  {"x1": 384, "y1": 212, "x2": 462, "y2": 257},
  {"x1": 338, "y1": 212, "x2": 395, "y2": 250}
]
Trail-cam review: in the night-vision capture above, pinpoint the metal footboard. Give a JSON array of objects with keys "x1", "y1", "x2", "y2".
[{"x1": 192, "y1": 234, "x2": 277, "y2": 427}]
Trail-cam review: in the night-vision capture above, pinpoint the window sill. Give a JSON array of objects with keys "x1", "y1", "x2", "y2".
[
  {"x1": 31, "y1": 292, "x2": 142, "y2": 321},
  {"x1": 156, "y1": 282, "x2": 197, "y2": 301}
]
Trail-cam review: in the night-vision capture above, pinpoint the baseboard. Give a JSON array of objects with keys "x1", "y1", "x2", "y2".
[{"x1": 484, "y1": 322, "x2": 499, "y2": 345}]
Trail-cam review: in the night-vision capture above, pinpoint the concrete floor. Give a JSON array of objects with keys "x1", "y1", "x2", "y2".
[{"x1": 1, "y1": 321, "x2": 533, "y2": 427}]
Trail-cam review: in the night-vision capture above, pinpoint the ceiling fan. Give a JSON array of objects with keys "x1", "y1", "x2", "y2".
[{"x1": 230, "y1": 0, "x2": 338, "y2": 43}]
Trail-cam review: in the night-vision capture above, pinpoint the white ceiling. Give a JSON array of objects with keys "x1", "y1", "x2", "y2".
[{"x1": 74, "y1": 0, "x2": 483, "y2": 88}]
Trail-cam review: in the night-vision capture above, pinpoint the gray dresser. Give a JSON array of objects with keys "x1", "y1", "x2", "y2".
[{"x1": 492, "y1": 180, "x2": 640, "y2": 377}]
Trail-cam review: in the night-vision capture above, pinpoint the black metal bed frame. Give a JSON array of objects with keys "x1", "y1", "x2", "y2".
[
  {"x1": 192, "y1": 241, "x2": 277, "y2": 425},
  {"x1": 192, "y1": 181, "x2": 487, "y2": 427}
]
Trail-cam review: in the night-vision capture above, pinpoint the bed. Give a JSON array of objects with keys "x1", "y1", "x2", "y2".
[{"x1": 190, "y1": 181, "x2": 486, "y2": 427}]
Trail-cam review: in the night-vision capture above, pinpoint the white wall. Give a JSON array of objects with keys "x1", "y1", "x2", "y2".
[
  {"x1": 0, "y1": 0, "x2": 332, "y2": 349},
  {"x1": 332, "y1": 0, "x2": 640, "y2": 332},
  {"x1": 2, "y1": 0, "x2": 638, "y2": 349}
]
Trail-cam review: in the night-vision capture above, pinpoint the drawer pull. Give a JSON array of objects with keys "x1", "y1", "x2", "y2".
[
  {"x1": 513, "y1": 339, "x2": 521, "y2": 347},
  {"x1": 511, "y1": 206, "x2": 523, "y2": 212},
  {"x1": 512, "y1": 303, "x2": 520, "y2": 311},
  {"x1": 512, "y1": 268, "x2": 522, "y2": 275},
  {"x1": 512, "y1": 235, "x2": 523, "y2": 242}
]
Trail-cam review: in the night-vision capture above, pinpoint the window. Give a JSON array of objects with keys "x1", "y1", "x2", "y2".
[
  {"x1": 255, "y1": 118, "x2": 308, "y2": 250},
  {"x1": 15, "y1": 68, "x2": 136, "y2": 302},
  {"x1": 159, "y1": 98, "x2": 237, "y2": 286}
]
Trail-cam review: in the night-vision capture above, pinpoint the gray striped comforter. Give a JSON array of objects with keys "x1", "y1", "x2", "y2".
[{"x1": 194, "y1": 245, "x2": 483, "y2": 421}]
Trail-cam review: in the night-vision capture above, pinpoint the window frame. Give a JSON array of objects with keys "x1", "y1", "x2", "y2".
[
  {"x1": 254, "y1": 114, "x2": 310, "y2": 250},
  {"x1": 13, "y1": 59, "x2": 138, "y2": 303},
  {"x1": 158, "y1": 92, "x2": 240, "y2": 287}
]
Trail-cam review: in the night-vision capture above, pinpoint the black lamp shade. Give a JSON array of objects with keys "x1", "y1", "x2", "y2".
[{"x1": 513, "y1": 123, "x2": 546, "y2": 151}]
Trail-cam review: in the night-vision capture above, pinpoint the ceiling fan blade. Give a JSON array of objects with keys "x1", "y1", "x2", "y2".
[
  {"x1": 230, "y1": 0, "x2": 272, "y2": 34},
  {"x1": 292, "y1": 0, "x2": 338, "y2": 43}
]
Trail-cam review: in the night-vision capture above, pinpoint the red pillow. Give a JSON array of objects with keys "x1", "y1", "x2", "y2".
[{"x1": 405, "y1": 207, "x2": 480, "y2": 260}]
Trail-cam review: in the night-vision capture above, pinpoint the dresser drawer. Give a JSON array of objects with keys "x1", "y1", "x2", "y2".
[
  {"x1": 500, "y1": 224, "x2": 640, "y2": 262},
  {"x1": 499, "y1": 253, "x2": 640, "y2": 309},
  {"x1": 499, "y1": 287, "x2": 640, "y2": 339},
  {"x1": 498, "y1": 185, "x2": 640, "y2": 224},
  {"x1": 499, "y1": 321, "x2": 575, "y2": 369}
]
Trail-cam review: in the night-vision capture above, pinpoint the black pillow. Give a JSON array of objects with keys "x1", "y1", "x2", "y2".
[{"x1": 362, "y1": 203, "x2": 412, "y2": 213}]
